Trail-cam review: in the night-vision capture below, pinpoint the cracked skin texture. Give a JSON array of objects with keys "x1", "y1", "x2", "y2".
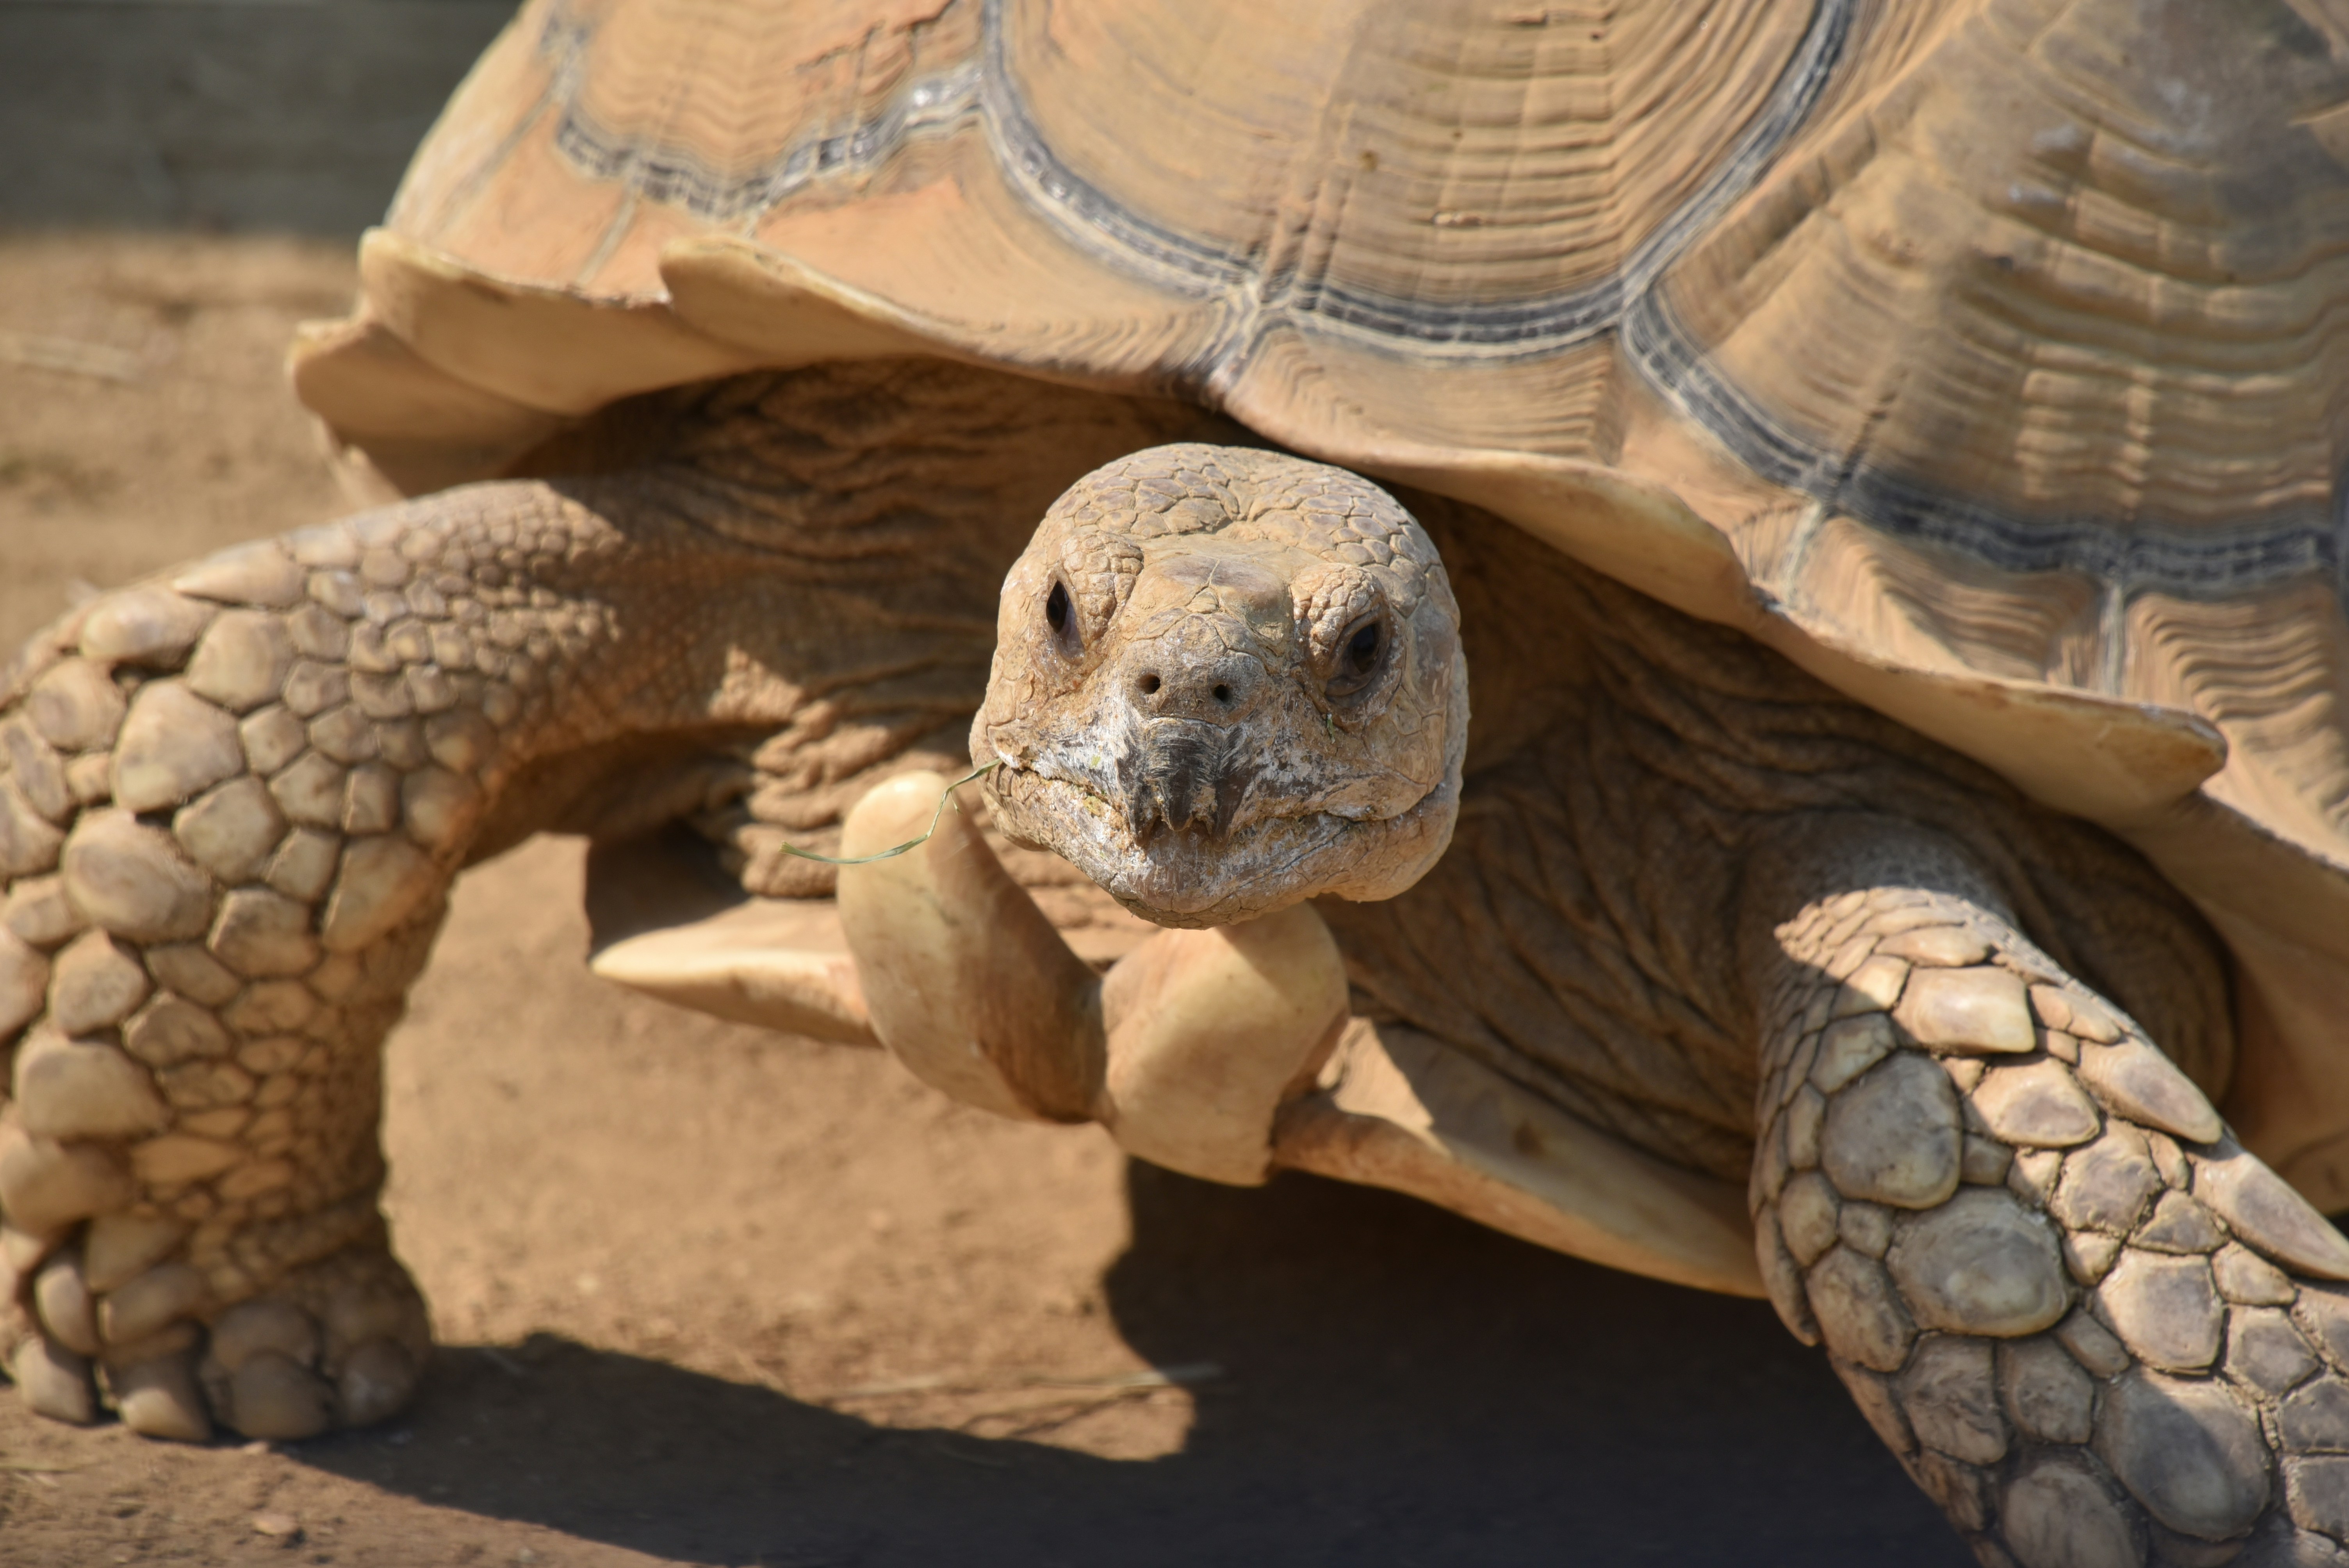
[
  {"x1": 974, "y1": 444, "x2": 1468, "y2": 929},
  {"x1": 0, "y1": 360, "x2": 1234, "y2": 1441},
  {"x1": 12, "y1": 353, "x2": 2349, "y2": 1565}
]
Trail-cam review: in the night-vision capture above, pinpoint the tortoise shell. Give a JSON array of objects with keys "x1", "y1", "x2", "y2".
[{"x1": 290, "y1": 0, "x2": 2349, "y2": 1206}]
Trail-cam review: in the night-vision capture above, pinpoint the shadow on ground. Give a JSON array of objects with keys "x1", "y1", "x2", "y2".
[{"x1": 292, "y1": 1164, "x2": 1968, "y2": 1568}]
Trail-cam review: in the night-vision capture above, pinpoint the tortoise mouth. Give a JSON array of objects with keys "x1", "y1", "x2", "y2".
[{"x1": 982, "y1": 764, "x2": 1451, "y2": 929}]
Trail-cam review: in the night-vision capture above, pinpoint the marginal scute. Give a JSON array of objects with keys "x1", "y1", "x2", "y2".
[
  {"x1": 26, "y1": 0, "x2": 2347, "y2": 1535},
  {"x1": 1784, "y1": 1085, "x2": 1824, "y2": 1169}
]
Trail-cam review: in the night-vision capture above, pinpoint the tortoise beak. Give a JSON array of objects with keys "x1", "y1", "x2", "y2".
[{"x1": 1119, "y1": 718, "x2": 1254, "y2": 844}]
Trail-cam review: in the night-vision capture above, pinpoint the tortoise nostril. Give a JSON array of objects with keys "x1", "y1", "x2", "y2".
[
  {"x1": 1139, "y1": 673, "x2": 1161, "y2": 695},
  {"x1": 1212, "y1": 684, "x2": 1233, "y2": 704}
]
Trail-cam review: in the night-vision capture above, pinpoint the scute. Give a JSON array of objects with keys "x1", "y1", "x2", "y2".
[{"x1": 295, "y1": 0, "x2": 2349, "y2": 1204}]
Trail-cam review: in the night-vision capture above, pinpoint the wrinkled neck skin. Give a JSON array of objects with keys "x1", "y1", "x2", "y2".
[
  {"x1": 1317, "y1": 490, "x2": 2235, "y2": 1181},
  {"x1": 973, "y1": 445, "x2": 1470, "y2": 928},
  {"x1": 407, "y1": 365, "x2": 1244, "y2": 889}
]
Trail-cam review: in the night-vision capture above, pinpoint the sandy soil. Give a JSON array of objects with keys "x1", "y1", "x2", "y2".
[{"x1": 0, "y1": 233, "x2": 1966, "y2": 1566}]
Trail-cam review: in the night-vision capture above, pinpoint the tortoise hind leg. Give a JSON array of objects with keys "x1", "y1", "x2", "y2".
[{"x1": 1748, "y1": 823, "x2": 2349, "y2": 1565}]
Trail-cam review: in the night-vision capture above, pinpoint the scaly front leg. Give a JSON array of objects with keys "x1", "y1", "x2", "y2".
[
  {"x1": 1747, "y1": 820, "x2": 2349, "y2": 1564},
  {"x1": 0, "y1": 491, "x2": 596, "y2": 1441},
  {"x1": 835, "y1": 772, "x2": 1349, "y2": 1183}
]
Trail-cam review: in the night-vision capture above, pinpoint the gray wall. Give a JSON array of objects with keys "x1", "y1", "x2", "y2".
[{"x1": 0, "y1": 0, "x2": 516, "y2": 233}]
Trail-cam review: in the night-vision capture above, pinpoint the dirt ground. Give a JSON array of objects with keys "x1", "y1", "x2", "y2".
[{"x1": 0, "y1": 233, "x2": 1968, "y2": 1566}]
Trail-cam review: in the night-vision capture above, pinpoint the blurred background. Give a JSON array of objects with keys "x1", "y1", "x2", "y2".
[
  {"x1": 0, "y1": 4, "x2": 1969, "y2": 1564},
  {"x1": 0, "y1": 0, "x2": 512, "y2": 646},
  {"x1": 0, "y1": 0, "x2": 510, "y2": 233}
]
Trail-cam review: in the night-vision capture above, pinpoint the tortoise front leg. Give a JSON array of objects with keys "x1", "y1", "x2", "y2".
[
  {"x1": 0, "y1": 489, "x2": 581, "y2": 1443},
  {"x1": 1747, "y1": 821, "x2": 2349, "y2": 1564},
  {"x1": 0, "y1": 472, "x2": 920, "y2": 1440},
  {"x1": 836, "y1": 772, "x2": 1348, "y2": 1182}
]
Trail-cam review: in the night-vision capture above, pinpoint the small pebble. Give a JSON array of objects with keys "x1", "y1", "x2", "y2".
[{"x1": 251, "y1": 1510, "x2": 301, "y2": 1538}]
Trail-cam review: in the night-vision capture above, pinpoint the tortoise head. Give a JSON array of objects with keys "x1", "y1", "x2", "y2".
[{"x1": 973, "y1": 444, "x2": 1469, "y2": 928}]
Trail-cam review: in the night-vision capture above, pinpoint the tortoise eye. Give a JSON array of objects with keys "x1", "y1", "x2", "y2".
[
  {"x1": 1045, "y1": 581, "x2": 1073, "y2": 640},
  {"x1": 1327, "y1": 615, "x2": 1387, "y2": 698}
]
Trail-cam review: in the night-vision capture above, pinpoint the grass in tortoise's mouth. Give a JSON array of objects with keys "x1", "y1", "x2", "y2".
[{"x1": 768, "y1": 762, "x2": 1000, "y2": 866}]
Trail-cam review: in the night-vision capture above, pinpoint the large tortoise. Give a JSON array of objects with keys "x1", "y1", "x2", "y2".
[{"x1": 5, "y1": 0, "x2": 2349, "y2": 1558}]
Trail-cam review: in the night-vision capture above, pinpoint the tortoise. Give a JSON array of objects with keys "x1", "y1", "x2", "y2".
[{"x1": 2, "y1": 0, "x2": 2348, "y2": 1557}]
